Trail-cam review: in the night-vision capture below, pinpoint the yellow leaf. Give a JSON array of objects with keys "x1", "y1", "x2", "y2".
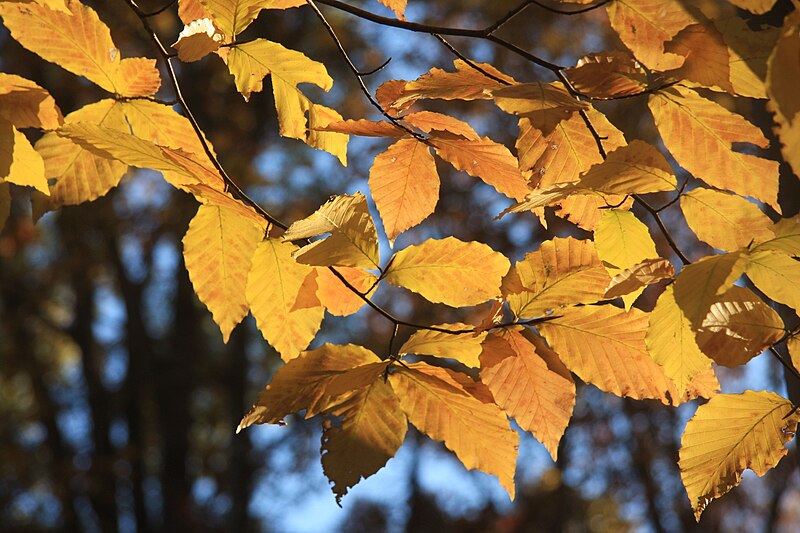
[
  {"x1": 316, "y1": 119, "x2": 406, "y2": 138},
  {"x1": 746, "y1": 250, "x2": 800, "y2": 312},
  {"x1": 384, "y1": 237, "x2": 510, "y2": 307},
  {"x1": 683, "y1": 366, "x2": 720, "y2": 402},
  {"x1": 35, "y1": 99, "x2": 129, "y2": 207},
  {"x1": 766, "y1": 13, "x2": 800, "y2": 177},
  {"x1": 238, "y1": 344, "x2": 386, "y2": 430},
  {"x1": 576, "y1": 140, "x2": 677, "y2": 195},
  {"x1": 679, "y1": 390, "x2": 799, "y2": 521},
  {"x1": 429, "y1": 134, "x2": 530, "y2": 201},
  {"x1": 402, "y1": 111, "x2": 479, "y2": 140},
  {"x1": 183, "y1": 203, "x2": 265, "y2": 342},
  {"x1": 185, "y1": 184, "x2": 265, "y2": 226},
  {"x1": 0, "y1": 0, "x2": 160, "y2": 96},
  {"x1": 389, "y1": 362, "x2": 518, "y2": 499},
  {"x1": 647, "y1": 285, "x2": 714, "y2": 396},
  {"x1": 503, "y1": 237, "x2": 610, "y2": 318},
  {"x1": 0, "y1": 119, "x2": 48, "y2": 194},
  {"x1": 399, "y1": 324, "x2": 486, "y2": 368},
  {"x1": 604, "y1": 258, "x2": 675, "y2": 299},
  {"x1": 246, "y1": 238, "x2": 325, "y2": 360},
  {"x1": 322, "y1": 377, "x2": 407, "y2": 501},
  {"x1": 648, "y1": 85, "x2": 779, "y2": 209},
  {"x1": 0, "y1": 73, "x2": 62, "y2": 130},
  {"x1": 664, "y1": 23, "x2": 733, "y2": 95},
  {"x1": 199, "y1": 0, "x2": 302, "y2": 37},
  {"x1": 491, "y1": 81, "x2": 587, "y2": 134},
  {"x1": 595, "y1": 210, "x2": 658, "y2": 271},
  {"x1": 226, "y1": 38, "x2": 332, "y2": 101},
  {"x1": 369, "y1": 138, "x2": 438, "y2": 243},
  {"x1": 393, "y1": 59, "x2": 515, "y2": 107},
  {"x1": 539, "y1": 305, "x2": 678, "y2": 404},
  {"x1": 789, "y1": 335, "x2": 800, "y2": 370},
  {"x1": 715, "y1": 16, "x2": 779, "y2": 99},
  {"x1": 563, "y1": 51, "x2": 648, "y2": 99},
  {"x1": 314, "y1": 266, "x2": 376, "y2": 317},
  {"x1": 283, "y1": 193, "x2": 380, "y2": 269},
  {"x1": 673, "y1": 251, "x2": 749, "y2": 327},
  {"x1": 681, "y1": 188, "x2": 774, "y2": 252},
  {"x1": 696, "y1": 286, "x2": 784, "y2": 367},
  {"x1": 606, "y1": 0, "x2": 697, "y2": 70},
  {"x1": 172, "y1": 18, "x2": 223, "y2": 62},
  {"x1": 752, "y1": 215, "x2": 799, "y2": 257},
  {"x1": 375, "y1": 0, "x2": 406, "y2": 19},
  {"x1": 480, "y1": 330, "x2": 575, "y2": 460},
  {"x1": 57, "y1": 122, "x2": 224, "y2": 191},
  {"x1": 179, "y1": 0, "x2": 212, "y2": 23}
]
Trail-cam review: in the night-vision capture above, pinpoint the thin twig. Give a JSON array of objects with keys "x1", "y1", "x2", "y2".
[
  {"x1": 358, "y1": 56, "x2": 392, "y2": 76},
  {"x1": 655, "y1": 177, "x2": 690, "y2": 213},
  {"x1": 635, "y1": 194, "x2": 692, "y2": 265},
  {"x1": 432, "y1": 34, "x2": 512, "y2": 86}
]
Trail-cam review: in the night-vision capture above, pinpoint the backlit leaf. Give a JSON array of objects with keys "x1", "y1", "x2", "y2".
[
  {"x1": 726, "y1": 0, "x2": 777, "y2": 14},
  {"x1": 503, "y1": 237, "x2": 610, "y2": 318},
  {"x1": 766, "y1": 12, "x2": 800, "y2": 177},
  {"x1": 403, "y1": 111, "x2": 479, "y2": 140},
  {"x1": 647, "y1": 285, "x2": 713, "y2": 395},
  {"x1": 283, "y1": 193, "x2": 380, "y2": 269},
  {"x1": 399, "y1": 324, "x2": 486, "y2": 368},
  {"x1": 183, "y1": 203, "x2": 266, "y2": 342},
  {"x1": 429, "y1": 134, "x2": 530, "y2": 201},
  {"x1": 606, "y1": 0, "x2": 696, "y2": 70},
  {"x1": 491, "y1": 81, "x2": 587, "y2": 134},
  {"x1": 604, "y1": 258, "x2": 675, "y2": 299},
  {"x1": 480, "y1": 330, "x2": 574, "y2": 460},
  {"x1": 0, "y1": 1, "x2": 160, "y2": 97},
  {"x1": 199, "y1": 0, "x2": 301, "y2": 37},
  {"x1": 246, "y1": 238, "x2": 325, "y2": 360},
  {"x1": 538, "y1": 305, "x2": 678, "y2": 405},
  {"x1": 595, "y1": 209, "x2": 659, "y2": 271},
  {"x1": 696, "y1": 286, "x2": 784, "y2": 367},
  {"x1": 390, "y1": 362, "x2": 518, "y2": 499},
  {"x1": 746, "y1": 250, "x2": 800, "y2": 312},
  {"x1": 238, "y1": 344, "x2": 386, "y2": 429},
  {"x1": 563, "y1": 51, "x2": 648, "y2": 99},
  {"x1": 752, "y1": 215, "x2": 799, "y2": 257},
  {"x1": 0, "y1": 119, "x2": 48, "y2": 194},
  {"x1": 376, "y1": 0, "x2": 406, "y2": 19},
  {"x1": 681, "y1": 188, "x2": 774, "y2": 252},
  {"x1": 679, "y1": 390, "x2": 799, "y2": 520},
  {"x1": 649, "y1": 85, "x2": 779, "y2": 209},
  {"x1": 0, "y1": 73, "x2": 62, "y2": 130},
  {"x1": 369, "y1": 138, "x2": 439, "y2": 243},
  {"x1": 172, "y1": 18, "x2": 223, "y2": 62},
  {"x1": 384, "y1": 237, "x2": 510, "y2": 307},
  {"x1": 673, "y1": 251, "x2": 749, "y2": 327},
  {"x1": 314, "y1": 266, "x2": 377, "y2": 317}
]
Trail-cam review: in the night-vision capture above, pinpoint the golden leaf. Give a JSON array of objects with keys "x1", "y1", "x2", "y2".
[
  {"x1": 238, "y1": 344, "x2": 386, "y2": 430},
  {"x1": 679, "y1": 390, "x2": 799, "y2": 520},
  {"x1": 715, "y1": 16, "x2": 779, "y2": 99},
  {"x1": 752, "y1": 215, "x2": 799, "y2": 257},
  {"x1": 315, "y1": 119, "x2": 406, "y2": 138},
  {"x1": 604, "y1": 258, "x2": 675, "y2": 299},
  {"x1": 0, "y1": 73, "x2": 62, "y2": 130},
  {"x1": 595, "y1": 209, "x2": 658, "y2": 271},
  {"x1": 726, "y1": 0, "x2": 777, "y2": 14},
  {"x1": 0, "y1": 119, "x2": 48, "y2": 194},
  {"x1": 538, "y1": 305, "x2": 678, "y2": 405},
  {"x1": 746, "y1": 250, "x2": 800, "y2": 312},
  {"x1": 403, "y1": 111, "x2": 479, "y2": 140},
  {"x1": 766, "y1": 13, "x2": 800, "y2": 177},
  {"x1": 314, "y1": 266, "x2": 376, "y2": 317},
  {"x1": 199, "y1": 0, "x2": 302, "y2": 37},
  {"x1": 0, "y1": 0, "x2": 160, "y2": 97},
  {"x1": 390, "y1": 362, "x2": 518, "y2": 499},
  {"x1": 649, "y1": 85, "x2": 779, "y2": 209},
  {"x1": 491, "y1": 81, "x2": 587, "y2": 134},
  {"x1": 384, "y1": 237, "x2": 510, "y2": 307},
  {"x1": 183, "y1": 203, "x2": 265, "y2": 342},
  {"x1": 563, "y1": 51, "x2": 648, "y2": 99},
  {"x1": 673, "y1": 250, "x2": 750, "y2": 327},
  {"x1": 375, "y1": 0, "x2": 406, "y2": 20},
  {"x1": 681, "y1": 188, "x2": 774, "y2": 252},
  {"x1": 606, "y1": 0, "x2": 697, "y2": 70},
  {"x1": 172, "y1": 18, "x2": 223, "y2": 62},
  {"x1": 370, "y1": 138, "x2": 439, "y2": 243},
  {"x1": 322, "y1": 378, "x2": 407, "y2": 501},
  {"x1": 664, "y1": 23, "x2": 733, "y2": 94},
  {"x1": 393, "y1": 59, "x2": 515, "y2": 107},
  {"x1": 480, "y1": 330, "x2": 575, "y2": 460},
  {"x1": 429, "y1": 134, "x2": 530, "y2": 201},
  {"x1": 503, "y1": 237, "x2": 610, "y2": 318},
  {"x1": 696, "y1": 286, "x2": 784, "y2": 367},
  {"x1": 283, "y1": 193, "x2": 380, "y2": 269},
  {"x1": 647, "y1": 285, "x2": 714, "y2": 395},
  {"x1": 246, "y1": 238, "x2": 325, "y2": 360},
  {"x1": 399, "y1": 324, "x2": 486, "y2": 368}
]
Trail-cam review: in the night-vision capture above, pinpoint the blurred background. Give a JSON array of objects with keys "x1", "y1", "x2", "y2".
[{"x1": 1, "y1": 0, "x2": 799, "y2": 531}]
